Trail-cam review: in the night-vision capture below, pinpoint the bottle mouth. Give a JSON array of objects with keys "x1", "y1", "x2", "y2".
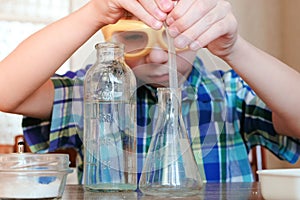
[{"x1": 95, "y1": 42, "x2": 124, "y2": 51}]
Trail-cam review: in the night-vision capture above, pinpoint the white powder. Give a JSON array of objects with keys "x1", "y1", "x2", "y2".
[{"x1": 0, "y1": 178, "x2": 62, "y2": 199}]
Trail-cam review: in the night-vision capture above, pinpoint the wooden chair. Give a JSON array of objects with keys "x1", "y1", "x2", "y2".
[
  {"x1": 14, "y1": 134, "x2": 31, "y2": 153},
  {"x1": 249, "y1": 145, "x2": 267, "y2": 181},
  {"x1": 0, "y1": 144, "x2": 14, "y2": 153}
]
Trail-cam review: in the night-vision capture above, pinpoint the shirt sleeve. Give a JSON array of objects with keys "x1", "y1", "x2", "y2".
[
  {"x1": 228, "y1": 70, "x2": 300, "y2": 164},
  {"x1": 22, "y1": 69, "x2": 86, "y2": 153},
  {"x1": 48, "y1": 76, "x2": 84, "y2": 152}
]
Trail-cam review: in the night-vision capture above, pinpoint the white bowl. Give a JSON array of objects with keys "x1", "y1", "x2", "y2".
[
  {"x1": 0, "y1": 153, "x2": 73, "y2": 199},
  {"x1": 257, "y1": 168, "x2": 300, "y2": 200}
]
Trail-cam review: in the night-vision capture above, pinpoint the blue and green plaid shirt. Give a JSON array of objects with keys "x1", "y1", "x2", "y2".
[{"x1": 22, "y1": 57, "x2": 300, "y2": 184}]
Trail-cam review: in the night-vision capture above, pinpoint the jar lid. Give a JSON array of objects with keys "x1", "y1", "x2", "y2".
[{"x1": 0, "y1": 153, "x2": 71, "y2": 172}]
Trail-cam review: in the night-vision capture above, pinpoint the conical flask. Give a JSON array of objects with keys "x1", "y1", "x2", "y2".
[{"x1": 139, "y1": 87, "x2": 203, "y2": 197}]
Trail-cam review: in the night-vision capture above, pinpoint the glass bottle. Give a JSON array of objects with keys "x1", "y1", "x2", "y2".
[
  {"x1": 83, "y1": 42, "x2": 137, "y2": 192},
  {"x1": 139, "y1": 87, "x2": 203, "y2": 197}
]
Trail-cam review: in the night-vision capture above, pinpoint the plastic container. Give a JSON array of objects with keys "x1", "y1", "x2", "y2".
[
  {"x1": 0, "y1": 153, "x2": 73, "y2": 199},
  {"x1": 257, "y1": 168, "x2": 300, "y2": 200}
]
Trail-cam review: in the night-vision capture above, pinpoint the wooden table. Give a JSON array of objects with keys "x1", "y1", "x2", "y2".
[{"x1": 62, "y1": 182, "x2": 264, "y2": 199}]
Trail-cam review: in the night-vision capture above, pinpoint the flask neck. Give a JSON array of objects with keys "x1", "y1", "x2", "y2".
[{"x1": 157, "y1": 88, "x2": 181, "y2": 115}]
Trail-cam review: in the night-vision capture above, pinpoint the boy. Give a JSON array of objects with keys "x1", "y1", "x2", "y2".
[{"x1": 1, "y1": 0, "x2": 300, "y2": 183}]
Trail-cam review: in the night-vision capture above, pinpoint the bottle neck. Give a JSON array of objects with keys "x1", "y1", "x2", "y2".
[{"x1": 95, "y1": 42, "x2": 124, "y2": 63}]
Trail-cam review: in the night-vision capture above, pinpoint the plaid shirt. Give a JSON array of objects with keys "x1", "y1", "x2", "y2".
[{"x1": 22, "y1": 57, "x2": 300, "y2": 184}]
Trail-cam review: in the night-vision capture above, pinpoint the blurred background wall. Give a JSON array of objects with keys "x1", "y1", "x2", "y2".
[
  {"x1": 229, "y1": 0, "x2": 300, "y2": 168},
  {"x1": 1, "y1": 0, "x2": 300, "y2": 168},
  {"x1": 229, "y1": 0, "x2": 300, "y2": 73}
]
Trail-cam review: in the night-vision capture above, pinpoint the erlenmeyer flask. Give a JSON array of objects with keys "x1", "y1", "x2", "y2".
[{"x1": 139, "y1": 87, "x2": 203, "y2": 197}]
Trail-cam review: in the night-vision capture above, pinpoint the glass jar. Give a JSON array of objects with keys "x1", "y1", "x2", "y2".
[
  {"x1": 83, "y1": 42, "x2": 137, "y2": 192},
  {"x1": 0, "y1": 153, "x2": 72, "y2": 199},
  {"x1": 139, "y1": 87, "x2": 203, "y2": 197}
]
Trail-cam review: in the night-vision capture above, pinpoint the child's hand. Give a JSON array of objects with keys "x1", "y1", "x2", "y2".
[
  {"x1": 91, "y1": 0, "x2": 169, "y2": 30},
  {"x1": 163, "y1": 0, "x2": 238, "y2": 59}
]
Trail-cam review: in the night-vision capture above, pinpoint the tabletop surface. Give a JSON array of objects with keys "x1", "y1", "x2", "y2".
[{"x1": 61, "y1": 182, "x2": 264, "y2": 199}]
